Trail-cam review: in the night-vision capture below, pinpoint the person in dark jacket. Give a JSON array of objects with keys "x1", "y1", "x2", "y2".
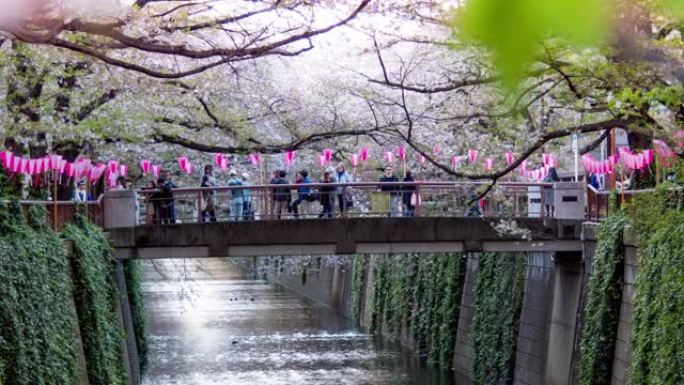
[
  {"x1": 543, "y1": 167, "x2": 561, "y2": 217},
  {"x1": 271, "y1": 170, "x2": 290, "y2": 219},
  {"x1": 292, "y1": 170, "x2": 313, "y2": 217},
  {"x1": 379, "y1": 166, "x2": 400, "y2": 216},
  {"x1": 402, "y1": 171, "x2": 416, "y2": 217},
  {"x1": 163, "y1": 171, "x2": 178, "y2": 223},
  {"x1": 319, "y1": 169, "x2": 336, "y2": 218}
]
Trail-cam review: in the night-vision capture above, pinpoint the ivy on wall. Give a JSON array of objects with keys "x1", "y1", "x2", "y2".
[
  {"x1": 124, "y1": 260, "x2": 149, "y2": 374},
  {"x1": 355, "y1": 253, "x2": 464, "y2": 368},
  {"x1": 0, "y1": 203, "x2": 80, "y2": 385},
  {"x1": 62, "y1": 215, "x2": 128, "y2": 385},
  {"x1": 628, "y1": 187, "x2": 684, "y2": 385},
  {"x1": 350, "y1": 255, "x2": 366, "y2": 322},
  {"x1": 579, "y1": 212, "x2": 629, "y2": 385},
  {"x1": 471, "y1": 252, "x2": 526, "y2": 385}
]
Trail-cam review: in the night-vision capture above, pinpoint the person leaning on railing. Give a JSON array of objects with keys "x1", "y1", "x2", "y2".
[
  {"x1": 228, "y1": 170, "x2": 244, "y2": 221},
  {"x1": 402, "y1": 171, "x2": 416, "y2": 217},
  {"x1": 379, "y1": 166, "x2": 400, "y2": 217},
  {"x1": 292, "y1": 170, "x2": 313, "y2": 218},
  {"x1": 271, "y1": 170, "x2": 291, "y2": 219},
  {"x1": 335, "y1": 164, "x2": 353, "y2": 214}
]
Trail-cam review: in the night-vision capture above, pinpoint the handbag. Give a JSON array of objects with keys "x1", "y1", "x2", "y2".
[
  {"x1": 410, "y1": 192, "x2": 421, "y2": 206},
  {"x1": 344, "y1": 190, "x2": 354, "y2": 208}
]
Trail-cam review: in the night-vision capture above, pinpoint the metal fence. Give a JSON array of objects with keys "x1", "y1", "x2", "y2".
[{"x1": 135, "y1": 181, "x2": 554, "y2": 225}]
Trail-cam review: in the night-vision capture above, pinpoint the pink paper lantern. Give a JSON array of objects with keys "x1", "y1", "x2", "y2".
[
  {"x1": 49, "y1": 154, "x2": 63, "y2": 171},
  {"x1": 505, "y1": 152, "x2": 515, "y2": 166},
  {"x1": 119, "y1": 164, "x2": 129, "y2": 177},
  {"x1": 0, "y1": 151, "x2": 12, "y2": 170},
  {"x1": 285, "y1": 150, "x2": 296, "y2": 168},
  {"x1": 215, "y1": 153, "x2": 224, "y2": 169},
  {"x1": 177, "y1": 157, "x2": 188, "y2": 172},
  {"x1": 140, "y1": 159, "x2": 151, "y2": 175},
  {"x1": 152, "y1": 164, "x2": 161, "y2": 178},
  {"x1": 323, "y1": 148, "x2": 333, "y2": 164},
  {"x1": 221, "y1": 157, "x2": 229, "y2": 170},
  {"x1": 249, "y1": 153, "x2": 260, "y2": 166},
  {"x1": 58, "y1": 159, "x2": 67, "y2": 174},
  {"x1": 11, "y1": 156, "x2": 21, "y2": 173},
  {"x1": 185, "y1": 162, "x2": 194, "y2": 175},
  {"x1": 397, "y1": 146, "x2": 406, "y2": 161},
  {"x1": 484, "y1": 158, "x2": 494, "y2": 170},
  {"x1": 451, "y1": 155, "x2": 462, "y2": 168},
  {"x1": 360, "y1": 148, "x2": 369, "y2": 162},
  {"x1": 418, "y1": 154, "x2": 426, "y2": 164},
  {"x1": 643, "y1": 149, "x2": 654, "y2": 166},
  {"x1": 468, "y1": 149, "x2": 478, "y2": 164},
  {"x1": 385, "y1": 151, "x2": 394, "y2": 163},
  {"x1": 542, "y1": 153, "x2": 551, "y2": 167},
  {"x1": 318, "y1": 154, "x2": 327, "y2": 167},
  {"x1": 350, "y1": 154, "x2": 359, "y2": 167},
  {"x1": 432, "y1": 146, "x2": 440, "y2": 157}
]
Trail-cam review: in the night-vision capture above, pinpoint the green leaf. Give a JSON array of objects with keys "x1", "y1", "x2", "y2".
[{"x1": 454, "y1": 0, "x2": 611, "y2": 87}]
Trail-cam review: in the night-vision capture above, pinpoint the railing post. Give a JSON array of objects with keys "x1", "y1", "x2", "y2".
[
  {"x1": 514, "y1": 189, "x2": 520, "y2": 217},
  {"x1": 415, "y1": 184, "x2": 422, "y2": 217},
  {"x1": 540, "y1": 184, "x2": 546, "y2": 218},
  {"x1": 197, "y1": 191, "x2": 203, "y2": 223},
  {"x1": 341, "y1": 185, "x2": 348, "y2": 218}
]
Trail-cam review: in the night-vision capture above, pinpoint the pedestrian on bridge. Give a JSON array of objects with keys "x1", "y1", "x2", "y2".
[
  {"x1": 163, "y1": 171, "x2": 178, "y2": 223},
  {"x1": 228, "y1": 170, "x2": 244, "y2": 221},
  {"x1": 292, "y1": 170, "x2": 313, "y2": 218},
  {"x1": 242, "y1": 172, "x2": 254, "y2": 220},
  {"x1": 336, "y1": 164, "x2": 352, "y2": 215},
  {"x1": 271, "y1": 170, "x2": 290, "y2": 219},
  {"x1": 543, "y1": 167, "x2": 560, "y2": 217},
  {"x1": 379, "y1": 166, "x2": 400, "y2": 217},
  {"x1": 402, "y1": 171, "x2": 416, "y2": 217},
  {"x1": 201, "y1": 165, "x2": 218, "y2": 222},
  {"x1": 319, "y1": 168, "x2": 336, "y2": 218}
]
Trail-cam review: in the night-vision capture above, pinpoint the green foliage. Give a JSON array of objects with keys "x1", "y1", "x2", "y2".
[
  {"x1": 123, "y1": 260, "x2": 149, "y2": 374},
  {"x1": 350, "y1": 255, "x2": 366, "y2": 322},
  {"x1": 455, "y1": 0, "x2": 610, "y2": 86},
  {"x1": 628, "y1": 188, "x2": 684, "y2": 385},
  {"x1": 471, "y1": 252, "x2": 526, "y2": 385},
  {"x1": 579, "y1": 212, "x2": 629, "y2": 385},
  {"x1": 62, "y1": 216, "x2": 127, "y2": 385},
  {"x1": 0, "y1": 203, "x2": 79, "y2": 385},
  {"x1": 359, "y1": 253, "x2": 464, "y2": 368}
]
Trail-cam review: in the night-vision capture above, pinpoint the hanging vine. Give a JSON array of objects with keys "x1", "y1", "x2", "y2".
[
  {"x1": 62, "y1": 215, "x2": 128, "y2": 385},
  {"x1": 359, "y1": 253, "x2": 464, "y2": 368},
  {"x1": 471, "y1": 252, "x2": 526, "y2": 385},
  {"x1": 123, "y1": 260, "x2": 149, "y2": 374},
  {"x1": 628, "y1": 186, "x2": 684, "y2": 385},
  {"x1": 579, "y1": 211, "x2": 629, "y2": 385},
  {"x1": 0, "y1": 202, "x2": 79, "y2": 385}
]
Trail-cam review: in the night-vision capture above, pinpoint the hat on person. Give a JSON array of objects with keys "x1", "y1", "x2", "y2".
[
  {"x1": 241, "y1": 172, "x2": 249, "y2": 180},
  {"x1": 229, "y1": 169, "x2": 237, "y2": 176}
]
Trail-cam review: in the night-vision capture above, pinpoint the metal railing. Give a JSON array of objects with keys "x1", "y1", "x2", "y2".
[
  {"x1": 586, "y1": 185, "x2": 653, "y2": 221},
  {"x1": 18, "y1": 195, "x2": 104, "y2": 231},
  {"x1": 135, "y1": 181, "x2": 554, "y2": 225}
]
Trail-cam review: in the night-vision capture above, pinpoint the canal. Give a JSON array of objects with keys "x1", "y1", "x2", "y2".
[{"x1": 140, "y1": 258, "x2": 455, "y2": 385}]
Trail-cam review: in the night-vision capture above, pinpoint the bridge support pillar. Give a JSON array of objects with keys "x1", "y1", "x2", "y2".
[{"x1": 105, "y1": 190, "x2": 137, "y2": 229}]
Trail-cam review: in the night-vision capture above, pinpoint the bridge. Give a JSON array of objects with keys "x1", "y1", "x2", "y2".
[
  {"x1": 19, "y1": 180, "x2": 632, "y2": 260},
  {"x1": 87, "y1": 180, "x2": 593, "y2": 259}
]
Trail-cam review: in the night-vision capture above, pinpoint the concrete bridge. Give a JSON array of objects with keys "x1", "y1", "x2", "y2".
[{"x1": 96, "y1": 181, "x2": 592, "y2": 260}]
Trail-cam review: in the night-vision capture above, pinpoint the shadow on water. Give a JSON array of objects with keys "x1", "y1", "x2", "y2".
[{"x1": 140, "y1": 258, "x2": 457, "y2": 385}]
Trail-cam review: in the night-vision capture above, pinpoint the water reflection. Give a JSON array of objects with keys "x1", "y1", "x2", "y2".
[{"x1": 141, "y1": 258, "x2": 455, "y2": 385}]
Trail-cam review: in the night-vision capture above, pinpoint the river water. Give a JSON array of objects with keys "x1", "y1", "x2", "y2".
[{"x1": 140, "y1": 258, "x2": 455, "y2": 385}]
